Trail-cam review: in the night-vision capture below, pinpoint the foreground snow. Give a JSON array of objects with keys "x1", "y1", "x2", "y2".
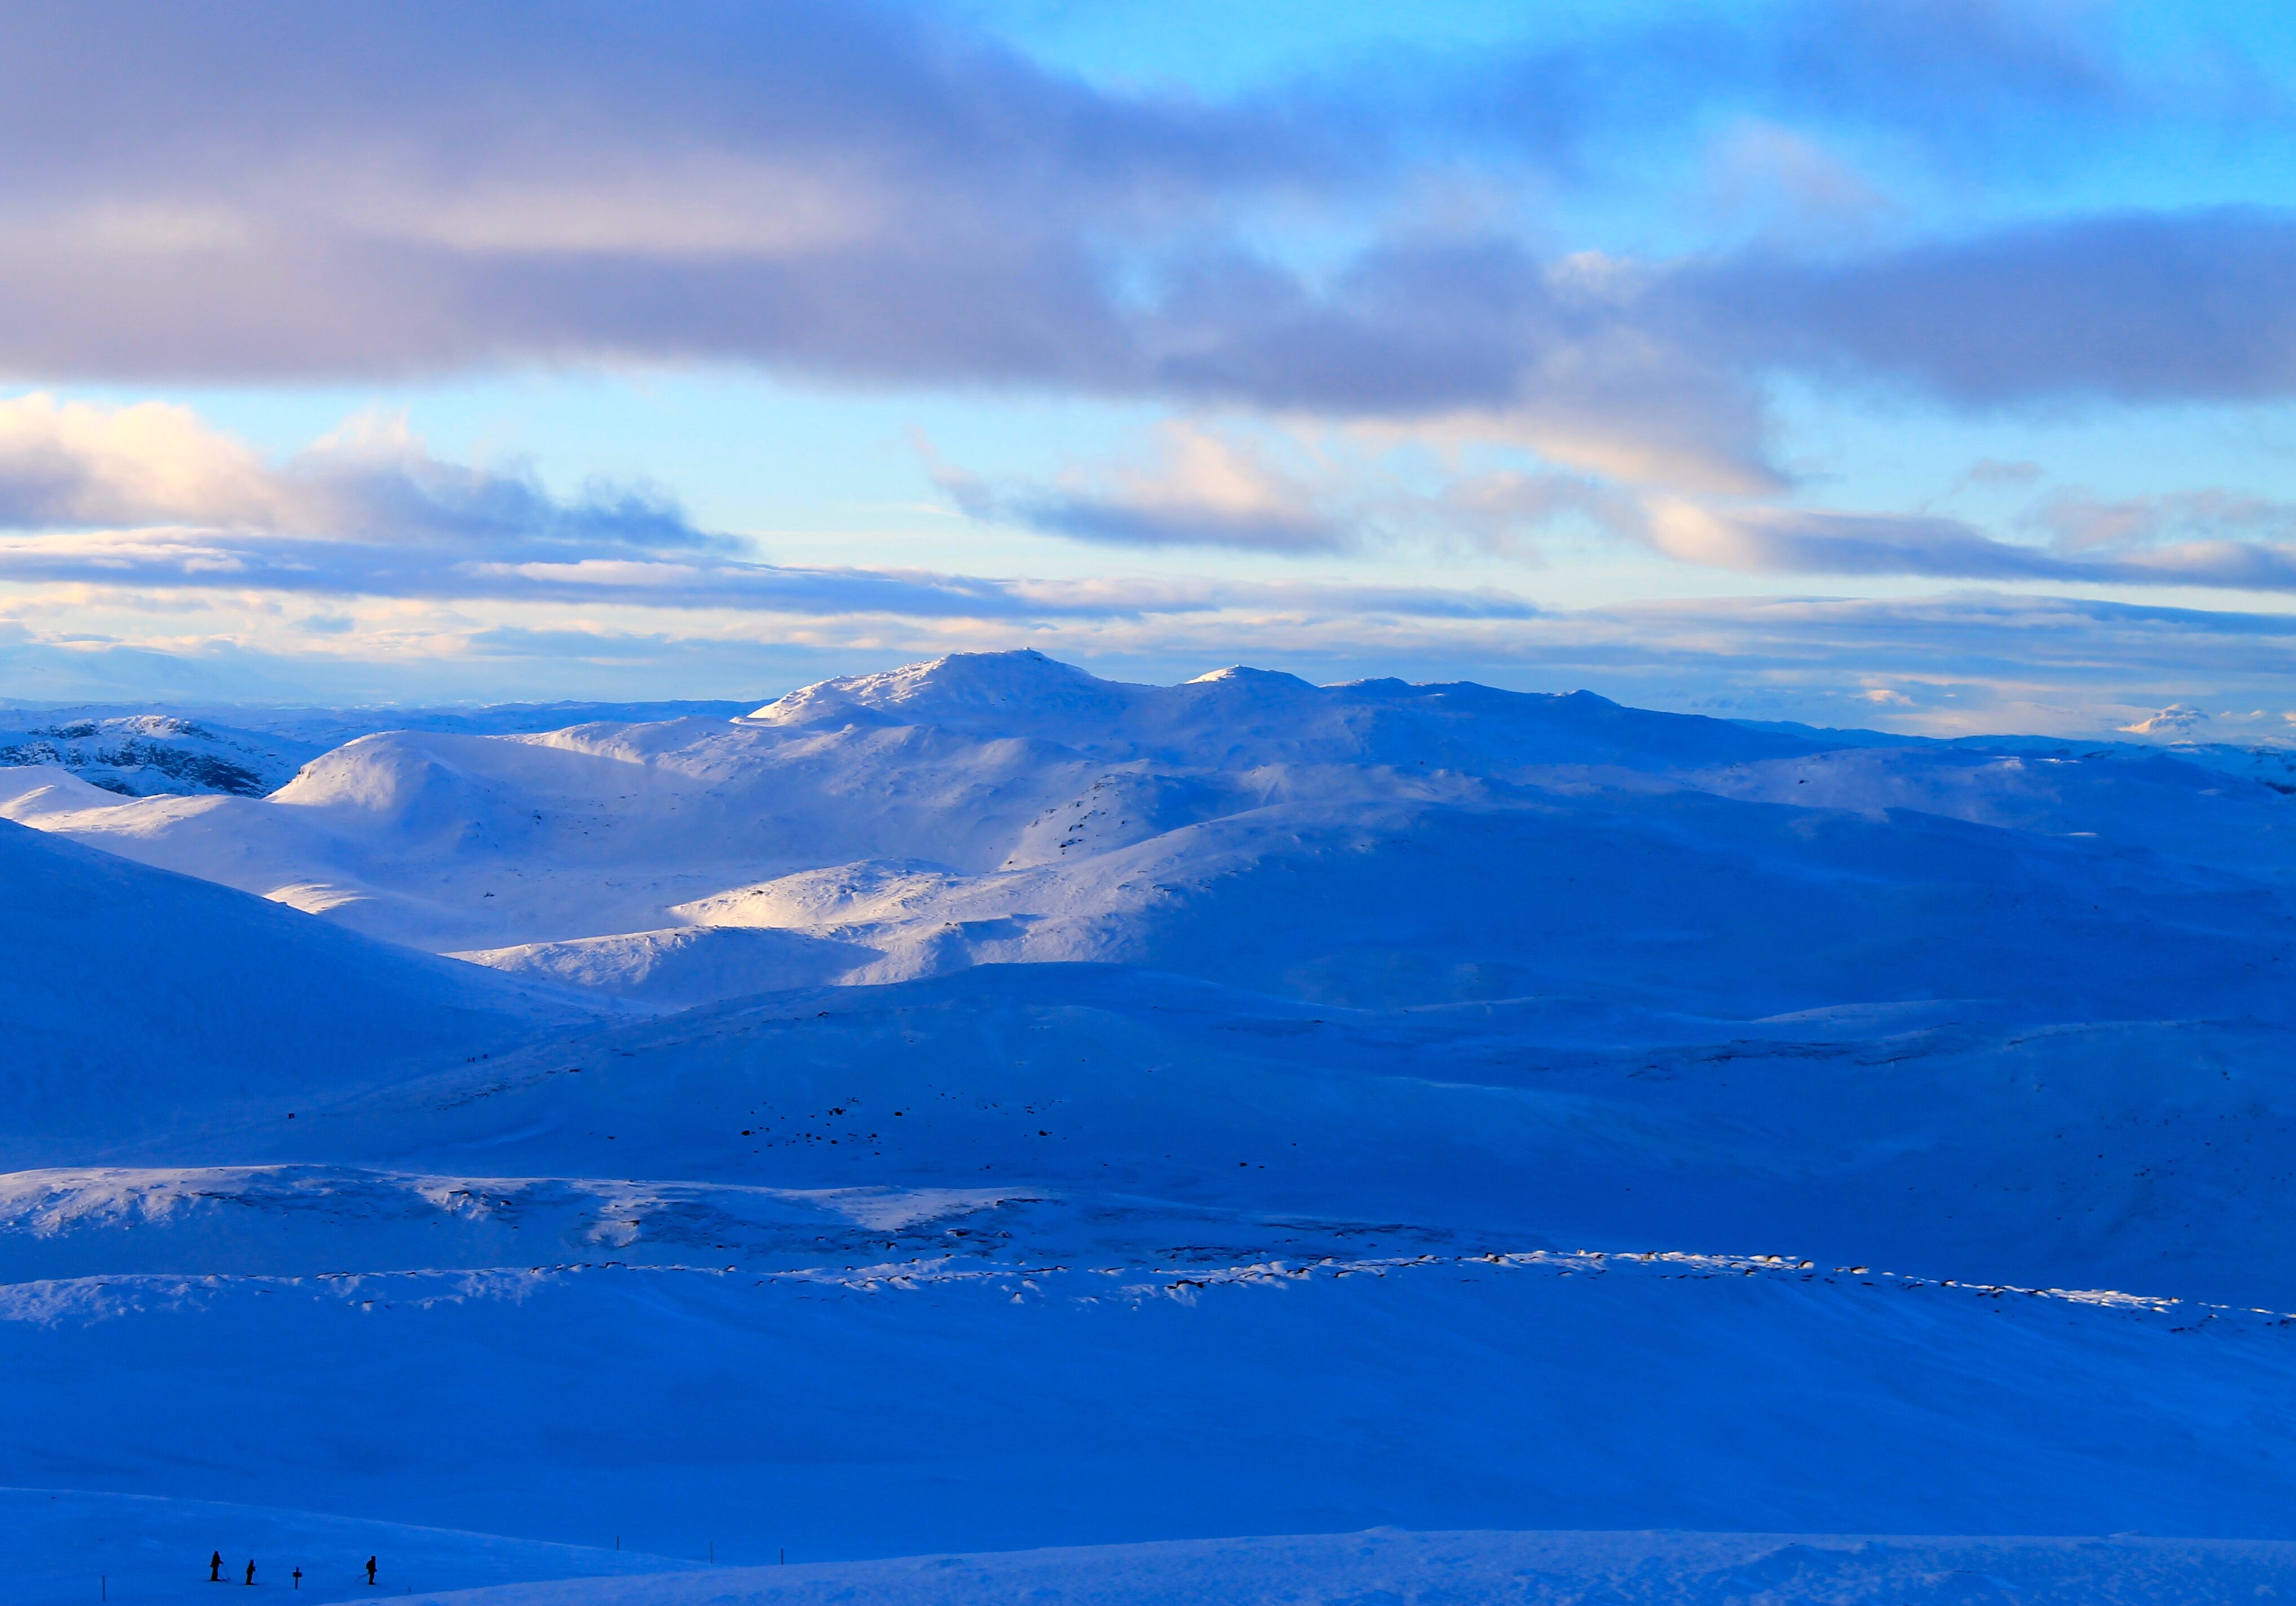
[
  {"x1": 390, "y1": 1529, "x2": 2296, "y2": 1606},
  {"x1": 29, "y1": 1505, "x2": 2296, "y2": 1605},
  {"x1": 8, "y1": 1239, "x2": 2295, "y2": 1561},
  {"x1": 8, "y1": 1486, "x2": 695, "y2": 1605}
]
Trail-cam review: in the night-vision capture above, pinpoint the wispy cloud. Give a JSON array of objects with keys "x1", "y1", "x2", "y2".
[
  {"x1": 923, "y1": 405, "x2": 2296, "y2": 593},
  {"x1": 1644, "y1": 502, "x2": 2074, "y2": 580},
  {"x1": 1638, "y1": 497, "x2": 2296, "y2": 593},
  {"x1": 0, "y1": 394, "x2": 1564, "y2": 621},
  {"x1": 2030, "y1": 488, "x2": 2296, "y2": 551},
  {"x1": 926, "y1": 418, "x2": 1641, "y2": 559},
  {"x1": 929, "y1": 422, "x2": 1352, "y2": 553}
]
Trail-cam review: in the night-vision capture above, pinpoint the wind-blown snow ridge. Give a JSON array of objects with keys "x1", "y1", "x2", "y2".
[{"x1": 0, "y1": 1245, "x2": 2255, "y2": 1330}]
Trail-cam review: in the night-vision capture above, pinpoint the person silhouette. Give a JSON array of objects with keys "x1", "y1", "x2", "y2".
[
  {"x1": 210, "y1": 1551, "x2": 223, "y2": 1582},
  {"x1": 245, "y1": 1558, "x2": 256, "y2": 1585},
  {"x1": 365, "y1": 1555, "x2": 377, "y2": 1586},
  {"x1": 292, "y1": 1567, "x2": 303, "y2": 1589}
]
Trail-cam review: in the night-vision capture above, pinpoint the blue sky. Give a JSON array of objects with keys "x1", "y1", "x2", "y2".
[{"x1": 5, "y1": 0, "x2": 2296, "y2": 737}]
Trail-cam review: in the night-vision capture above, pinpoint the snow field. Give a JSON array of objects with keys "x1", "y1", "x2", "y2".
[{"x1": 8, "y1": 1246, "x2": 2296, "y2": 1566}]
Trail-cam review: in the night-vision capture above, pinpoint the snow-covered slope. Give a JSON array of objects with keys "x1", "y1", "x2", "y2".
[
  {"x1": 10, "y1": 1231, "x2": 2296, "y2": 1576},
  {"x1": 67, "y1": 961, "x2": 2271, "y2": 1308},
  {"x1": 0, "y1": 817, "x2": 598, "y2": 1166}
]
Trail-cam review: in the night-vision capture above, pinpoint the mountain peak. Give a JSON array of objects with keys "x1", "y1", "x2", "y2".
[
  {"x1": 1184, "y1": 665, "x2": 1315, "y2": 690},
  {"x1": 750, "y1": 650, "x2": 1136, "y2": 727}
]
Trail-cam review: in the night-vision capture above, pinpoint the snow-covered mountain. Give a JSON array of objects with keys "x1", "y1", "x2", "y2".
[
  {"x1": 13, "y1": 650, "x2": 2293, "y2": 1011},
  {"x1": 8, "y1": 651, "x2": 2296, "y2": 1603},
  {"x1": 0, "y1": 713, "x2": 317, "y2": 796}
]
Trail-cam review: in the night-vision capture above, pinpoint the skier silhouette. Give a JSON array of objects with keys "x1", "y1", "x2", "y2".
[
  {"x1": 210, "y1": 1551, "x2": 223, "y2": 1582},
  {"x1": 245, "y1": 1558, "x2": 257, "y2": 1585},
  {"x1": 365, "y1": 1555, "x2": 377, "y2": 1586}
]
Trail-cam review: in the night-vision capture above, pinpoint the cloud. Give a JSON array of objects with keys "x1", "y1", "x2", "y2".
[
  {"x1": 0, "y1": 528, "x2": 1083, "y2": 617},
  {"x1": 1674, "y1": 208, "x2": 2296, "y2": 408},
  {"x1": 938, "y1": 421, "x2": 1351, "y2": 553},
  {"x1": 0, "y1": 397, "x2": 1569, "y2": 621},
  {"x1": 2029, "y1": 488, "x2": 2296, "y2": 551},
  {"x1": 0, "y1": 392, "x2": 714, "y2": 559},
  {"x1": 0, "y1": 519, "x2": 1573, "y2": 625},
  {"x1": 1639, "y1": 497, "x2": 2296, "y2": 592},
  {"x1": 0, "y1": 393, "x2": 279, "y2": 528},
  {"x1": 0, "y1": 1, "x2": 1319, "y2": 387},
  {"x1": 1644, "y1": 501, "x2": 2077, "y2": 580},
  {"x1": 929, "y1": 408, "x2": 2296, "y2": 590},
  {"x1": 50, "y1": 391, "x2": 2296, "y2": 620},
  {"x1": 931, "y1": 418, "x2": 1640, "y2": 558},
  {"x1": 1702, "y1": 121, "x2": 1895, "y2": 241},
  {"x1": 33, "y1": 188, "x2": 2296, "y2": 504},
  {"x1": 0, "y1": 394, "x2": 1041, "y2": 612},
  {"x1": 0, "y1": 2, "x2": 2268, "y2": 504}
]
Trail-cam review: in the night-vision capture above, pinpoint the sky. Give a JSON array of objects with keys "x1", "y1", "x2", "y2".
[{"x1": 5, "y1": 0, "x2": 2296, "y2": 737}]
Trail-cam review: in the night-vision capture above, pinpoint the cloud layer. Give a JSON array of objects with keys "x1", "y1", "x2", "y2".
[
  {"x1": 1641, "y1": 497, "x2": 2296, "y2": 592},
  {"x1": 0, "y1": 1, "x2": 2287, "y2": 500},
  {"x1": 0, "y1": 395, "x2": 1560, "y2": 622}
]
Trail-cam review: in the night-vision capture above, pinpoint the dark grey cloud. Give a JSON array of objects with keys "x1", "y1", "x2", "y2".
[
  {"x1": 0, "y1": 0, "x2": 2277, "y2": 499},
  {"x1": 1676, "y1": 208, "x2": 2296, "y2": 407},
  {"x1": 0, "y1": 0, "x2": 1316, "y2": 388}
]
